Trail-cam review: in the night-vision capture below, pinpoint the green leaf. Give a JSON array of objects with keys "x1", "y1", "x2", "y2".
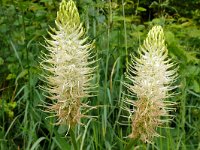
[
  {"x1": 30, "y1": 137, "x2": 46, "y2": 150},
  {"x1": 0, "y1": 24, "x2": 8, "y2": 33},
  {"x1": 15, "y1": 69, "x2": 28, "y2": 84},
  {"x1": 137, "y1": 7, "x2": 146, "y2": 12},
  {"x1": 113, "y1": 16, "x2": 134, "y2": 22},
  {"x1": 52, "y1": 134, "x2": 71, "y2": 150},
  {"x1": 185, "y1": 65, "x2": 200, "y2": 77},
  {"x1": 8, "y1": 102, "x2": 17, "y2": 109},
  {"x1": 6, "y1": 74, "x2": 16, "y2": 80},
  {"x1": 193, "y1": 80, "x2": 200, "y2": 93},
  {"x1": 0, "y1": 57, "x2": 4, "y2": 65},
  {"x1": 58, "y1": 124, "x2": 68, "y2": 134},
  {"x1": 165, "y1": 31, "x2": 176, "y2": 45}
]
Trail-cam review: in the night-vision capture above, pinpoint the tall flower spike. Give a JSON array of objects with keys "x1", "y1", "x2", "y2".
[
  {"x1": 125, "y1": 26, "x2": 178, "y2": 143},
  {"x1": 40, "y1": 0, "x2": 97, "y2": 127}
]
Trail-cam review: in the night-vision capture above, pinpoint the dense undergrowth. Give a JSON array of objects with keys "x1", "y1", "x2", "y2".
[{"x1": 0, "y1": 0, "x2": 200, "y2": 149}]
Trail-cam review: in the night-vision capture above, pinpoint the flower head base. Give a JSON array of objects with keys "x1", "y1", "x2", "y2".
[
  {"x1": 125, "y1": 26, "x2": 178, "y2": 143},
  {"x1": 40, "y1": 0, "x2": 96, "y2": 127}
]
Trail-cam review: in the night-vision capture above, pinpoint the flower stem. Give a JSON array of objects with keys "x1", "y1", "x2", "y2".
[
  {"x1": 124, "y1": 139, "x2": 137, "y2": 150},
  {"x1": 70, "y1": 129, "x2": 78, "y2": 150}
]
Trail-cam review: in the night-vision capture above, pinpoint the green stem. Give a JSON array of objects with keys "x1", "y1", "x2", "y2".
[
  {"x1": 122, "y1": 0, "x2": 128, "y2": 68},
  {"x1": 124, "y1": 139, "x2": 137, "y2": 150},
  {"x1": 70, "y1": 129, "x2": 78, "y2": 150},
  {"x1": 180, "y1": 77, "x2": 186, "y2": 149}
]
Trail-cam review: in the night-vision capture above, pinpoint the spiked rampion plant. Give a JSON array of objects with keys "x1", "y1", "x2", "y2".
[
  {"x1": 40, "y1": 0, "x2": 96, "y2": 128},
  {"x1": 125, "y1": 26, "x2": 178, "y2": 143}
]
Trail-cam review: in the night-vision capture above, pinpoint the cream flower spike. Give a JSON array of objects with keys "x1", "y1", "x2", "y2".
[
  {"x1": 125, "y1": 26, "x2": 178, "y2": 143},
  {"x1": 40, "y1": 0, "x2": 97, "y2": 127}
]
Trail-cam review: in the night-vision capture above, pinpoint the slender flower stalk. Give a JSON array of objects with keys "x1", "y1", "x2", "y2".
[
  {"x1": 124, "y1": 26, "x2": 178, "y2": 143},
  {"x1": 40, "y1": 0, "x2": 97, "y2": 127}
]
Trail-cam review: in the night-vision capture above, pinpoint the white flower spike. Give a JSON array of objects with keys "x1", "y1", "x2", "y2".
[
  {"x1": 125, "y1": 26, "x2": 178, "y2": 143},
  {"x1": 40, "y1": 0, "x2": 97, "y2": 127}
]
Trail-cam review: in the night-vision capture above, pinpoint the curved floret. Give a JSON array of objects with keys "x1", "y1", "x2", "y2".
[
  {"x1": 40, "y1": 0, "x2": 97, "y2": 127},
  {"x1": 125, "y1": 26, "x2": 178, "y2": 143}
]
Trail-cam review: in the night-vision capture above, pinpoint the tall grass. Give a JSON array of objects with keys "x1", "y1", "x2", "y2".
[{"x1": 0, "y1": 0, "x2": 200, "y2": 150}]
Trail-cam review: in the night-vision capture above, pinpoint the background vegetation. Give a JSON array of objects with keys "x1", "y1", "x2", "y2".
[{"x1": 0, "y1": 0, "x2": 200, "y2": 149}]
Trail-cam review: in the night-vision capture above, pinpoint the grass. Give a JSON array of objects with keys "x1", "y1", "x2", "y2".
[{"x1": 0, "y1": 0, "x2": 200, "y2": 150}]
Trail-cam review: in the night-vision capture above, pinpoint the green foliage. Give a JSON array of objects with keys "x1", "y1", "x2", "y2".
[{"x1": 0, "y1": 0, "x2": 200, "y2": 149}]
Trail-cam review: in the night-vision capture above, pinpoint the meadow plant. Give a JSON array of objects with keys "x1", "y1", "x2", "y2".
[
  {"x1": 124, "y1": 26, "x2": 178, "y2": 143},
  {"x1": 40, "y1": 0, "x2": 96, "y2": 128}
]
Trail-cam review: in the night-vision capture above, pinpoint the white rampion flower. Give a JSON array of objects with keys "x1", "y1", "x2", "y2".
[
  {"x1": 40, "y1": 0, "x2": 96, "y2": 127},
  {"x1": 125, "y1": 26, "x2": 178, "y2": 143}
]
